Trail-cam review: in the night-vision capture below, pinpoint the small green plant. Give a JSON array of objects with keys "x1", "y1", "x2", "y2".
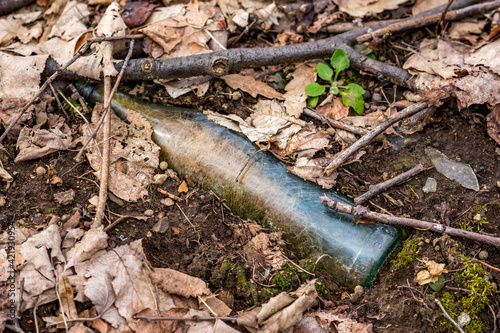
[
  {"x1": 459, "y1": 205, "x2": 488, "y2": 232},
  {"x1": 305, "y1": 49, "x2": 365, "y2": 114}
]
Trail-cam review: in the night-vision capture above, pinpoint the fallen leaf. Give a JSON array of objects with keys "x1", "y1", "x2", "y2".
[
  {"x1": 316, "y1": 94, "x2": 350, "y2": 120},
  {"x1": 123, "y1": 0, "x2": 160, "y2": 28},
  {"x1": 0, "y1": 19, "x2": 28, "y2": 46},
  {"x1": 0, "y1": 165, "x2": 13, "y2": 183},
  {"x1": 58, "y1": 276, "x2": 78, "y2": 320},
  {"x1": 416, "y1": 260, "x2": 447, "y2": 285},
  {"x1": 150, "y1": 267, "x2": 211, "y2": 297},
  {"x1": 465, "y1": 38, "x2": 500, "y2": 75},
  {"x1": 316, "y1": 310, "x2": 373, "y2": 333},
  {"x1": 83, "y1": 104, "x2": 160, "y2": 202},
  {"x1": 48, "y1": 1, "x2": 90, "y2": 41},
  {"x1": 287, "y1": 156, "x2": 338, "y2": 189},
  {"x1": 334, "y1": 0, "x2": 407, "y2": 17},
  {"x1": 221, "y1": 74, "x2": 284, "y2": 100},
  {"x1": 0, "y1": 53, "x2": 48, "y2": 99},
  {"x1": 412, "y1": 0, "x2": 447, "y2": 16},
  {"x1": 54, "y1": 189, "x2": 75, "y2": 205},
  {"x1": 243, "y1": 232, "x2": 286, "y2": 272},
  {"x1": 178, "y1": 180, "x2": 188, "y2": 193},
  {"x1": 201, "y1": 296, "x2": 232, "y2": 317},
  {"x1": 487, "y1": 104, "x2": 500, "y2": 145},
  {"x1": 283, "y1": 64, "x2": 316, "y2": 118},
  {"x1": 284, "y1": 126, "x2": 330, "y2": 157}
]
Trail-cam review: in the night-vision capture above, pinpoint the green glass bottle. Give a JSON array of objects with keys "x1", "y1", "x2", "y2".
[{"x1": 76, "y1": 83, "x2": 401, "y2": 290}]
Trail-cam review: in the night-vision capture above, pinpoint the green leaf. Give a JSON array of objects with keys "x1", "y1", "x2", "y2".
[
  {"x1": 330, "y1": 49, "x2": 350, "y2": 74},
  {"x1": 305, "y1": 82, "x2": 326, "y2": 97},
  {"x1": 317, "y1": 63, "x2": 333, "y2": 81},
  {"x1": 367, "y1": 53, "x2": 377, "y2": 60},
  {"x1": 307, "y1": 96, "x2": 319, "y2": 108},
  {"x1": 429, "y1": 276, "x2": 446, "y2": 292},
  {"x1": 341, "y1": 83, "x2": 365, "y2": 115}
]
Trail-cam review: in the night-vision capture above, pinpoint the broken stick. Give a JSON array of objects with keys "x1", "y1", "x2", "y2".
[
  {"x1": 354, "y1": 164, "x2": 424, "y2": 205},
  {"x1": 324, "y1": 103, "x2": 429, "y2": 175},
  {"x1": 321, "y1": 196, "x2": 500, "y2": 248}
]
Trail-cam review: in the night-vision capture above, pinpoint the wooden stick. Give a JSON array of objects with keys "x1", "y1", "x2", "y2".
[
  {"x1": 133, "y1": 315, "x2": 237, "y2": 323},
  {"x1": 435, "y1": 299, "x2": 465, "y2": 333},
  {"x1": 321, "y1": 196, "x2": 500, "y2": 248},
  {"x1": 355, "y1": 164, "x2": 424, "y2": 205},
  {"x1": 324, "y1": 103, "x2": 428, "y2": 175},
  {"x1": 302, "y1": 107, "x2": 369, "y2": 136},
  {"x1": 356, "y1": 0, "x2": 500, "y2": 43}
]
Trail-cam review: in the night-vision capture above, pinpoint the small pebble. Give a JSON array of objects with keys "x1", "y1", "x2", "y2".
[
  {"x1": 153, "y1": 174, "x2": 169, "y2": 185},
  {"x1": 61, "y1": 214, "x2": 71, "y2": 222},
  {"x1": 473, "y1": 214, "x2": 482, "y2": 221},
  {"x1": 161, "y1": 198, "x2": 174, "y2": 206},
  {"x1": 378, "y1": 56, "x2": 387, "y2": 62},
  {"x1": 108, "y1": 192, "x2": 124, "y2": 206},
  {"x1": 354, "y1": 285, "x2": 364, "y2": 295},
  {"x1": 144, "y1": 209, "x2": 154, "y2": 217},
  {"x1": 153, "y1": 217, "x2": 169, "y2": 233},
  {"x1": 372, "y1": 93, "x2": 382, "y2": 102},
  {"x1": 434, "y1": 245, "x2": 441, "y2": 252},
  {"x1": 492, "y1": 282, "x2": 498, "y2": 291},
  {"x1": 36, "y1": 166, "x2": 46, "y2": 177},
  {"x1": 231, "y1": 91, "x2": 242, "y2": 101},
  {"x1": 0, "y1": 196, "x2": 5, "y2": 207},
  {"x1": 326, "y1": 128, "x2": 336, "y2": 136},
  {"x1": 478, "y1": 250, "x2": 488, "y2": 260},
  {"x1": 50, "y1": 175, "x2": 63, "y2": 185},
  {"x1": 425, "y1": 239, "x2": 430, "y2": 244},
  {"x1": 457, "y1": 312, "x2": 471, "y2": 327},
  {"x1": 159, "y1": 161, "x2": 169, "y2": 170},
  {"x1": 422, "y1": 177, "x2": 437, "y2": 193}
]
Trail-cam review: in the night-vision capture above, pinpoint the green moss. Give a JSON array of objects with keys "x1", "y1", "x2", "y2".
[
  {"x1": 232, "y1": 265, "x2": 249, "y2": 290},
  {"x1": 438, "y1": 257, "x2": 495, "y2": 332},
  {"x1": 315, "y1": 279, "x2": 329, "y2": 297},
  {"x1": 458, "y1": 205, "x2": 488, "y2": 232},
  {"x1": 220, "y1": 258, "x2": 232, "y2": 277},
  {"x1": 390, "y1": 238, "x2": 420, "y2": 271},
  {"x1": 272, "y1": 264, "x2": 299, "y2": 290}
]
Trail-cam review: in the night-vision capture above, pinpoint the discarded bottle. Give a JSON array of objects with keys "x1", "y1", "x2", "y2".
[{"x1": 76, "y1": 83, "x2": 402, "y2": 290}]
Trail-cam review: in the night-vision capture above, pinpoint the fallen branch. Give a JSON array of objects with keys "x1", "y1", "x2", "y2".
[
  {"x1": 0, "y1": 34, "x2": 144, "y2": 144},
  {"x1": 321, "y1": 196, "x2": 500, "y2": 248},
  {"x1": 133, "y1": 315, "x2": 237, "y2": 323},
  {"x1": 471, "y1": 258, "x2": 500, "y2": 273},
  {"x1": 302, "y1": 107, "x2": 368, "y2": 136},
  {"x1": 42, "y1": 0, "x2": 482, "y2": 87},
  {"x1": 354, "y1": 164, "x2": 424, "y2": 205},
  {"x1": 324, "y1": 103, "x2": 429, "y2": 175}
]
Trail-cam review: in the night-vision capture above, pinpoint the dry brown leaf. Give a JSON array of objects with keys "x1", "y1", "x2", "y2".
[
  {"x1": 201, "y1": 296, "x2": 232, "y2": 317},
  {"x1": 316, "y1": 95, "x2": 350, "y2": 121},
  {"x1": 243, "y1": 232, "x2": 286, "y2": 272},
  {"x1": 412, "y1": 0, "x2": 447, "y2": 16},
  {"x1": 83, "y1": 104, "x2": 160, "y2": 202},
  {"x1": 333, "y1": 0, "x2": 407, "y2": 17},
  {"x1": 487, "y1": 104, "x2": 500, "y2": 145},
  {"x1": 45, "y1": 0, "x2": 69, "y2": 16},
  {"x1": 283, "y1": 126, "x2": 330, "y2": 157},
  {"x1": 58, "y1": 276, "x2": 78, "y2": 320},
  {"x1": 150, "y1": 267, "x2": 212, "y2": 298},
  {"x1": 449, "y1": 20, "x2": 486, "y2": 44},
  {"x1": 283, "y1": 64, "x2": 316, "y2": 118},
  {"x1": 0, "y1": 53, "x2": 48, "y2": 99},
  {"x1": 315, "y1": 310, "x2": 373, "y2": 333},
  {"x1": 0, "y1": 19, "x2": 28, "y2": 46},
  {"x1": 133, "y1": 308, "x2": 189, "y2": 333},
  {"x1": 178, "y1": 180, "x2": 188, "y2": 193},
  {"x1": 49, "y1": 1, "x2": 89, "y2": 41},
  {"x1": 221, "y1": 74, "x2": 284, "y2": 100},
  {"x1": 0, "y1": 165, "x2": 13, "y2": 183},
  {"x1": 287, "y1": 156, "x2": 338, "y2": 189},
  {"x1": 54, "y1": 189, "x2": 75, "y2": 205},
  {"x1": 465, "y1": 38, "x2": 500, "y2": 75},
  {"x1": 416, "y1": 260, "x2": 447, "y2": 285}
]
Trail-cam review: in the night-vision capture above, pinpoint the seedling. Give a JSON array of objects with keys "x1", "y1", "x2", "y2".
[{"x1": 305, "y1": 49, "x2": 365, "y2": 114}]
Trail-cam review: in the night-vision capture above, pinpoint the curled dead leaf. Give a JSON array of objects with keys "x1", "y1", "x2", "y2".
[{"x1": 416, "y1": 260, "x2": 448, "y2": 285}]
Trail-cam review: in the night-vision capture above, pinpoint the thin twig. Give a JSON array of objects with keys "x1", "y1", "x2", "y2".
[
  {"x1": 175, "y1": 202, "x2": 201, "y2": 244},
  {"x1": 302, "y1": 107, "x2": 368, "y2": 136},
  {"x1": 0, "y1": 34, "x2": 144, "y2": 144},
  {"x1": 355, "y1": 164, "x2": 424, "y2": 205},
  {"x1": 33, "y1": 296, "x2": 40, "y2": 333},
  {"x1": 235, "y1": 147, "x2": 267, "y2": 182},
  {"x1": 75, "y1": 38, "x2": 136, "y2": 162},
  {"x1": 103, "y1": 214, "x2": 148, "y2": 232},
  {"x1": 49, "y1": 83, "x2": 69, "y2": 120},
  {"x1": 92, "y1": 77, "x2": 112, "y2": 228},
  {"x1": 436, "y1": 0, "x2": 455, "y2": 34},
  {"x1": 321, "y1": 196, "x2": 500, "y2": 248},
  {"x1": 435, "y1": 298, "x2": 465, "y2": 333},
  {"x1": 471, "y1": 258, "x2": 500, "y2": 273},
  {"x1": 356, "y1": 0, "x2": 499, "y2": 43},
  {"x1": 324, "y1": 103, "x2": 428, "y2": 175},
  {"x1": 12, "y1": 278, "x2": 25, "y2": 333},
  {"x1": 68, "y1": 83, "x2": 90, "y2": 113},
  {"x1": 489, "y1": 304, "x2": 497, "y2": 333},
  {"x1": 134, "y1": 315, "x2": 238, "y2": 322},
  {"x1": 283, "y1": 255, "x2": 315, "y2": 276}
]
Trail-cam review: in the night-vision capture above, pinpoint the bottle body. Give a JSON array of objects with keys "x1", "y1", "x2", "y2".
[{"x1": 77, "y1": 83, "x2": 402, "y2": 290}]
